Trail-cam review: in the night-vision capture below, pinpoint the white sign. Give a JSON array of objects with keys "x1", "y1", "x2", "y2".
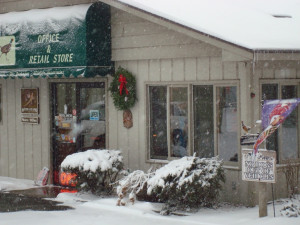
[
  {"x1": 89, "y1": 110, "x2": 99, "y2": 121},
  {"x1": 242, "y1": 149, "x2": 276, "y2": 183},
  {"x1": 35, "y1": 167, "x2": 49, "y2": 186}
]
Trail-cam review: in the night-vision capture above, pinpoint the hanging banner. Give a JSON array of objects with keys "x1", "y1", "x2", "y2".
[{"x1": 253, "y1": 98, "x2": 300, "y2": 154}]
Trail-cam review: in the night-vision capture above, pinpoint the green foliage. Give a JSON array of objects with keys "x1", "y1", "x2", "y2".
[
  {"x1": 61, "y1": 150, "x2": 124, "y2": 195},
  {"x1": 109, "y1": 67, "x2": 137, "y2": 110},
  {"x1": 147, "y1": 157, "x2": 225, "y2": 213}
]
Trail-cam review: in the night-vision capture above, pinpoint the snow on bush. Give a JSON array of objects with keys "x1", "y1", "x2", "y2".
[
  {"x1": 116, "y1": 170, "x2": 153, "y2": 206},
  {"x1": 280, "y1": 203, "x2": 300, "y2": 217},
  {"x1": 147, "y1": 156, "x2": 225, "y2": 212},
  {"x1": 116, "y1": 155, "x2": 224, "y2": 213},
  {"x1": 61, "y1": 149, "x2": 123, "y2": 194}
]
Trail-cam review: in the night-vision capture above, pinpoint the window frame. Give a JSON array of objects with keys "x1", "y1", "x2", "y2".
[
  {"x1": 260, "y1": 79, "x2": 300, "y2": 164},
  {"x1": 146, "y1": 80, "x2": 240, "y2": 166}
]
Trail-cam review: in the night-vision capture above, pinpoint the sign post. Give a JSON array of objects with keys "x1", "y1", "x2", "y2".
[{"x1": 242, "y1": 149, "x2": 276, "y2": 217}]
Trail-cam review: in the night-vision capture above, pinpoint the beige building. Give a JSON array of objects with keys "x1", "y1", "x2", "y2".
[{"x1": 0, "y1": 0, "x2": 299, "y2": 206}]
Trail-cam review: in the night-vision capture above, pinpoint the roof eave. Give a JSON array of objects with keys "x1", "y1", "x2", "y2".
[{"x1": 101, "y1": 0, "x2": 253, "y2": 60}]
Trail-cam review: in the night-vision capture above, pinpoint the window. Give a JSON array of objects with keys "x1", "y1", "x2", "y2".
[
  {"x1": 170, "y1": 87, "x2": 188, "y2": 157},
  {"x1": 216, "y1": 86, "x2": 238, "y2": 162},
  {"x1": 149, "y1": 86, "x2": 167, "y2": 159},
  {"x1": 148, "y1": 84, "x2": 239, "y2": 163},
  {"x1": 262, "y1": 83, "x2": 299, "y2": 162}
]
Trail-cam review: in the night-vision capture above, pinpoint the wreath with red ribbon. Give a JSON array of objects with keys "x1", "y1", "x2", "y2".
[{"x1": 109, "y1": 67, "x2": 137, "y2": 111}]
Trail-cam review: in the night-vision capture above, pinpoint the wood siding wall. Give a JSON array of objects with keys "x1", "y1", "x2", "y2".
[{"x1": 0, "y1": 78, "x2": 50, "y2": 180}]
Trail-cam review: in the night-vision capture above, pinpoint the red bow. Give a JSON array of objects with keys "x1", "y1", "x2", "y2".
[{"x1": 118, "y1": 74, "x2": 129, "y2": 96}]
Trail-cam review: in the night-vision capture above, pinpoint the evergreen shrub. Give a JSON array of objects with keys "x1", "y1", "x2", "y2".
[
  {"x1": 61, "y1": 149, "x2": 124, "y2": 195},
  {"x1": 147, "y1": 156, "x2": 225, "y2": 213}
]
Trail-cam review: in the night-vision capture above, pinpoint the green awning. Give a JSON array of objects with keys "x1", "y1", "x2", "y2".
[
  {"x1": 0, "y1": 3, "x2": 113, "y2": 78},
  {"x1": 0, "y1": 66, "x2": 112, "y2": 79}
]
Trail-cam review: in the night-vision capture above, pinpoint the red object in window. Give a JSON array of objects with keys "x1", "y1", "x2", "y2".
[
  {"x1": 60, "y1": 188, "x2": 78, "y2": 193},
  {"x1": 59, "y1": 172, "x2": 77, "y2": 187}
]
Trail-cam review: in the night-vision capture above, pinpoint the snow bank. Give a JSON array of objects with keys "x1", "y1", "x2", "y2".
[{"x1": 0, "y1": 176, "x2": 35, "y2": 191}]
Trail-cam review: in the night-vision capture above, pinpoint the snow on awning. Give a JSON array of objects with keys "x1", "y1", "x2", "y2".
[{"x1": 0, "y1": 3, "x2": 113, "y2": 78}]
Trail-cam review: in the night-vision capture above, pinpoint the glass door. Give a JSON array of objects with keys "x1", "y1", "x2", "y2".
[
  {"x1": 51, "y1": 82, "x2": 106, "y2": 184},
  {"x1": 77, "y1": 83, "x2": 106, "y2": 151}
]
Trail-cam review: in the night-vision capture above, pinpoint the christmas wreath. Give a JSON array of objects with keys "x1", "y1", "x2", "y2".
[{"x1": 109, "y1": 67, "x2": 137, "y2": 111}]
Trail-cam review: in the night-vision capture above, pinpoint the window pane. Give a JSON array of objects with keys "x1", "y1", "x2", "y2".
[
  {"x1": 282, "y1": 85, "x2": 298, "y2": 159},
  {"x1": 193, "y1": 85, "x2": 214, "y2": 158},
  {"x1": 170, "y1": 87, "x2": 188, "y2": 157},
  {"x1": 217, "y1": 86, "x2": 238, "y2": 162},
  {"x1": 262, "y1": 84, "x2": 279, "y2": 157},
  {"x1": 79, "y1": 86, "x2": 106, "y2": 150},
  {"x1": 149, "y1": 86, "x2": 168, "y2": 159}
]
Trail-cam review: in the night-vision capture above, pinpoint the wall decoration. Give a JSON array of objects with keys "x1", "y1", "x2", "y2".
[
  {"x1": 109, "y1": 67, "x2": 137, "y2": 128},
  {"x1": 21, "y1": 88, "x2": 39, "y2": 114},
  {"x1": 109, "y1": 67, "x2": 137, "y2": 111},
  {"x1": 123, "y1": 109, "x2": 133, "y2": 129}
]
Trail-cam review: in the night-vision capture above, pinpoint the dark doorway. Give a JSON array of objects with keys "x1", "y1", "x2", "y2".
[{"x1": 51, "y1": 82, "x2": 106, "y2": 184}]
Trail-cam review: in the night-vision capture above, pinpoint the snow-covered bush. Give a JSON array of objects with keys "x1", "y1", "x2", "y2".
[
  {"x1": 280, "y1": 203, "x2": 300, "y2": 217},
  {"x1": 147, "y1": 156, "x2": 225, "y2": 212},
  {"x1": 61, "y1": 149, "x2": 123, "y2": 194},
  {"x1": 116, "y1": 170, "x2": 153, "y2": 206}
]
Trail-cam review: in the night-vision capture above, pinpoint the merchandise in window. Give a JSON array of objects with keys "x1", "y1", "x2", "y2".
[{"x1": 261, "y1": 83, "x2": 299, "y2": 162}]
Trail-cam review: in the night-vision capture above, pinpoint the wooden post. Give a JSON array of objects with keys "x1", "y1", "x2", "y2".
[{"x1": 259, "y1": 182, "x2": 268, "y2": 217}]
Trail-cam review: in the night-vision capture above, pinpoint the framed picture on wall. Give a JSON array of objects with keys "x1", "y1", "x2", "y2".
[{"x1": 21, "y1": 88, "x2": 39, "y2": 114}]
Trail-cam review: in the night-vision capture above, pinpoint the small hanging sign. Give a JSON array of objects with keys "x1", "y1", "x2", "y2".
[
  {"x1": 90, "y1": 110, "x2": 100, "y2": 121},
  {"x1": 21, "y1": 116, "x2": 39, "y2": 124},
  {"x1": 242, "y1": 149, "x2": 276, "y2": 183}
]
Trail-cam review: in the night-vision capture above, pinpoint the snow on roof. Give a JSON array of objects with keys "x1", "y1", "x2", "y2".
[
  {"x1": 117, "y1": 0, "x2": 300, "y2": 51},
  {"x1": 0, "y1": 4, "x2": 91, "y2": 24}
]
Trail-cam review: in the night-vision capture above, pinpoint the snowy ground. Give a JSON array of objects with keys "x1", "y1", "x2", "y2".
[{"x1": 0, "y1": 176, "x2": 299, "y2": 225}]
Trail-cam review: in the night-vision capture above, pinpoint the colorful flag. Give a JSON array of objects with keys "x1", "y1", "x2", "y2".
[{"x1": 253, "y1": 98, "x2": 300, "y2": 155}]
